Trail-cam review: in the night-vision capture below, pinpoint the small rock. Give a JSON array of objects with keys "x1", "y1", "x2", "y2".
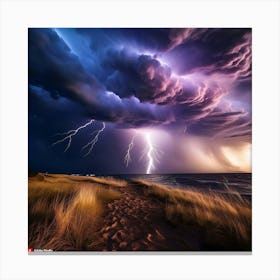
[
  {"x1": 147, "y1": 233, "x2": 153, "y2": 242},
  {"x1": 119, "y1": 241, "x2": 127, "y2": 249},
  {"x1": 111, "y1": 221, "x2": 118, "y2": 229},
  {"x1": 102, "y1": 233, "x2": 110, "y2": 240},
  {"x1": 111, "y1": 232, "x2": 121, "y2": 243},
  {"x1": 120, "y1": 218, "x2": 127, "y2": 225}
]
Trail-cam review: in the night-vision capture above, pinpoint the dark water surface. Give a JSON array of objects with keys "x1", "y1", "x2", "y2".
[{"x1": 113, "y1": 173, "x2": 252, "y2": 201}]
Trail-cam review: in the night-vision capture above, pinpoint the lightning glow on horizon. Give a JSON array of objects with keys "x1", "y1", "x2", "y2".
[
  {"x1": 52, "y1": 119, "x2": 95, "y2": 152},
  {"x1": 81, "y1": 122, "x2": 106, "y2": 157}
]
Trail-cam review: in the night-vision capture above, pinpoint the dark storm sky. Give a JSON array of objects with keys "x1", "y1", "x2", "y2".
[{"x1": 28, "y1": 28, "x2": 252, "y2": 174}]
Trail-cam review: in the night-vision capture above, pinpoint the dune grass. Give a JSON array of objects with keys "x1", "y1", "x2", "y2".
[
  {"x1": 84, "y1": 176, "x2": 128, "y2": 188},
  {"x1": 28, "y1": 174, "x2": 121, "y2": 251},
  {"x1": 36, "y1": 173, "x2": 128, "y2": 188},
  {"x1": 133, "y1": 178, "x2": 251, "y2": 250},
  {"x1": 29, "y1": 173, "x2": 251, "y2": 251}
]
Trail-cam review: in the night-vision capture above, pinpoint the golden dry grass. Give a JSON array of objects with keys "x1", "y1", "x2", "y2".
[
  {"x1": 29, "y1": 174, "x2": 121, "y2": 250},
  {"x1": 29, "y1": 173, "x2": 251, "y2": 251},
  {"x1": 85, "y1": 176, "x2": 128, "y2": 188},
  {"x1": 40, "y1": 173, "x2": 128, "y2": 188},
  {"x1": 133, "y1": 178, "x2": 251, "y2": 250}
]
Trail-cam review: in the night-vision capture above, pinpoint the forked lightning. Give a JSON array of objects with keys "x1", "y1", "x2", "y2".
[{"x1": 52, "y1": 119, "x2": 95, "y2": 152}]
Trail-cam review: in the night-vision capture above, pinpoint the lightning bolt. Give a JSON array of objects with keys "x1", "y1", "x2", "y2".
[
  {"x1": 53, "y1": 120, "x2": 163, "y2": 174},
  {"x1": 52, "y1": 119, "x2": 94, "y2": 152},
  {"x1": 145, "y1": 132, "x2": 154, "y2": 174},
  {"x1": 126, "y1": 131, "x2": 162, "y2": 174},
  {"x1": 81, "y1": 122, "x2": 106, "y2": 157},
  {"x1": 124, "y1": 134, "x2": 137, "y2": 167},
  {"x1": 142, "y1": 132, "x2": 163, "y2": 174}
]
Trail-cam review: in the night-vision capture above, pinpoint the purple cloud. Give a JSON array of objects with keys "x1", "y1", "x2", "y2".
[{"x1": 28, "y1": 28, "x2": 251, "y2": 139}]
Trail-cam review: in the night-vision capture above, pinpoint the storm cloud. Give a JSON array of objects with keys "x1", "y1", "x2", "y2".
[
  {"x1": 29, "y1": 28, "x2": 251, "y2": 134},
  {"x1": 28, "y1": 28, "x2": 252, "y2": 173}
]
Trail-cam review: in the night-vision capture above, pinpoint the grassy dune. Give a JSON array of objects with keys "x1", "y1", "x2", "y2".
[
  {"x1": 133, "y1": 179, "x2": 251, "y2": 250},
  {"x1": 36, "y1": 173, "x2": 128, "y2": 187},
  {"x1": 29, "y1": 174, "x2": 122, "y2": 250},
  {"x1": 29, "y1": 173, "x2": 251, "y2": 251}
]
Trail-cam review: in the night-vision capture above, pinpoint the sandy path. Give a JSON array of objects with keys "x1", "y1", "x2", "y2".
[{"x1": 99, "y1": 185, "x2": 200, "y2": 251}]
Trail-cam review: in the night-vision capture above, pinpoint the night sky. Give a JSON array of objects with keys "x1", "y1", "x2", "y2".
[{"x1": 28, "y1": 28, "x2": 252, "y2": 175}]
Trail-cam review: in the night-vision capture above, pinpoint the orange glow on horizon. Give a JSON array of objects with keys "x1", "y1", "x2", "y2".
[{"x1": 222, "y1": 144, "x2": 251, "y2": 172}]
